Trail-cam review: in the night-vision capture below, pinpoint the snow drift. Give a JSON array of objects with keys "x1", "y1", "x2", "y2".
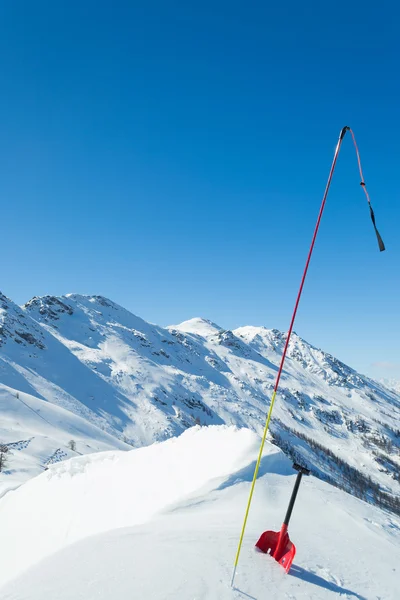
[
  {"x1": 0, "y1": 425, "x2": 399, "y2": 599},
  {"x1": 0, "y1": 425, "x2": 262, "y2": 587}
]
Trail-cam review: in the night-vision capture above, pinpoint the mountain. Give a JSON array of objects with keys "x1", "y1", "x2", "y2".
[
  {"x1": 380, "y1": 378, "x2": 400, "y2": 395},
  {"x1": 1, "y1": 291, "x2": 399, "y2": 515},
  {"x1": 0, "y1": 426, "x2": 399, "y2": 599},
  {"x1": 0, "y1": 383, "x2": 129, "y2": 498}
]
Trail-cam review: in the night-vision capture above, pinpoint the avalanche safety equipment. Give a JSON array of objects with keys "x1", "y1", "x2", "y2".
[
  {"x1": 255, "y1": 463, "x2": 310, "y2": 573},
  {"x1": 231, "y1": 126, "x2": 386, "y2": 587}
]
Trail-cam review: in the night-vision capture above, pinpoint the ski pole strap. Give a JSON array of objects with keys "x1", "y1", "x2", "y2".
[
  {"x1": 348, "y1": 128, "x2": 386, "y2": 252},
  {"x1": 368, "y1": 203, "x2": 386, "y2": 252}
]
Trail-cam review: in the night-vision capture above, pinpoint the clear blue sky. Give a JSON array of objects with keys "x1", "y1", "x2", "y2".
[{"x1": 0, "y1": 1, "x2": 399, "y2": 380}]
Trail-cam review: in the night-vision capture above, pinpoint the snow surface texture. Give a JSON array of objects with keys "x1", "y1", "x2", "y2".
[
  {"x1": 380, "y1": 378, "x2": 400, "y2": 395},
  {"x1": 1, "y1": 291, "x2": 400, "y2": 514},
  {"x1": 0, "y1": 383, "x2": 129, "y2": 497},
  {"x1": 0, "y1": 426, "x2": 399, "y2": 599}
]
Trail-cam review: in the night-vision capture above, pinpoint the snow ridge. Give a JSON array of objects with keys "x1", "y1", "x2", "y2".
[
  {"x1": 0, "y1": 425, "x2": 399, "y2": 599},
  {"x1": 0, "y1": 291, "x2": 399, "y2": 515}
]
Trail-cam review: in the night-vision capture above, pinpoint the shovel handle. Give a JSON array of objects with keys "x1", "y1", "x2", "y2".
[{"x1": 283, "y1": 464, "x2": 310, "y2": 526}]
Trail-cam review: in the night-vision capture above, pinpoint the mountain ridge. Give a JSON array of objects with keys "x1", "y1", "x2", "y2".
[{"x1": 1, "y1": 290, "x2": 399, "y2": 514}]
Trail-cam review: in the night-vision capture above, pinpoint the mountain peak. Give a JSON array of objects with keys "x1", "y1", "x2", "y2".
[
  {"x1": 2, "y1": 290, "x2": 400, "y2": 520},
  {"x1": 170, "y1": 317, "x2": 222, "y2": 337},
  {"x1": 65, "y1": 294, "x2": 118, "y2": 308}
]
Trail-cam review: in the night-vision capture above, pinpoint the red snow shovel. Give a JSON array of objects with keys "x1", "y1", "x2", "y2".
[{"x1": 256, "y1": 463, "x2": 310, "y2": 573}]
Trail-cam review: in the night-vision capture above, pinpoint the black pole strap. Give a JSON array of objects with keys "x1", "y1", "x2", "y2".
[
  {"x1": 369, "y1": 203, "x2": 386, "y2": 252},
  {"x1": 346, "y1": 127, "x2": 386, "y2": 252}
]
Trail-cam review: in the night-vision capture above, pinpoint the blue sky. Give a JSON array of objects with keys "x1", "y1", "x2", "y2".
[{"x1": 0, "y1": 2, "x2": 399, "y2": 380}]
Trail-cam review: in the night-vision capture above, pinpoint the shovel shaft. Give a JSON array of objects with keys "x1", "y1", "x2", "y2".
[{"x1": 283, "y1": 471, "x2": 303, "y2": 526}]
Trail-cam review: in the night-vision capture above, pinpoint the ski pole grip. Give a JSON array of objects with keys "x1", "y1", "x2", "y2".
[{"x1": 340, "y1": 125, "x2": 350, "y2": 140}]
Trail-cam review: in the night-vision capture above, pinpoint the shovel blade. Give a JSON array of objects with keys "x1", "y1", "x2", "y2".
[
  {"x1": 255, "y1": 528, "x2": 296, "y2": 574},
  {"x1": 255, "y1": 529, "x2": 280, "y2": 556},
  {"x1": 276, "y1": 540, "x2": 296, "y2": 573}
]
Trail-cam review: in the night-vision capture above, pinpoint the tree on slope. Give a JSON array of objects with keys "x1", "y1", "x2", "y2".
[{"x1": 0, "y1": 445, "x2": 9, "y2": 472}]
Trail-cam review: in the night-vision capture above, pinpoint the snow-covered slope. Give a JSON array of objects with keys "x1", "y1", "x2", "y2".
[
  {"x1": 0, "y1": 383, "x2": 128, "y2": 498},
  {"x1": 380, "y1": 378, "x2": 400, "y2": 395},
  {"x1": 0, "y1": 426, "x2": 259, "y2": 587},
  {"x1": 0, "y1": 293, "x2": 133, "y2": 436},
  {"x1": 0, "y1": 426, "x2": 399, "y2": 599},
  {"x1": 1, "y1": 291, "x2": 400, "y2": 515}
]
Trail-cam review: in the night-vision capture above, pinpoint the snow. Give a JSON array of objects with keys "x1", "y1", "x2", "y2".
[
  {"x1": 380, "y1": 378, "x2": 400, "y2": 395},
  {"x1": 0, "y1": 425, "x2": 399, "y2": 599},
  {"x1": 0, "y1": 426, "x2": 259, "y2": 587},
  {"x1": 0, "y1": 383, "x2": 128, "y2": 498},
  {"x1": 0, "y1": 291, "x2": 399, "y2": 516},
  {"x1": 173, "y1": 316, "x2": 222, "y2": 336}
]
